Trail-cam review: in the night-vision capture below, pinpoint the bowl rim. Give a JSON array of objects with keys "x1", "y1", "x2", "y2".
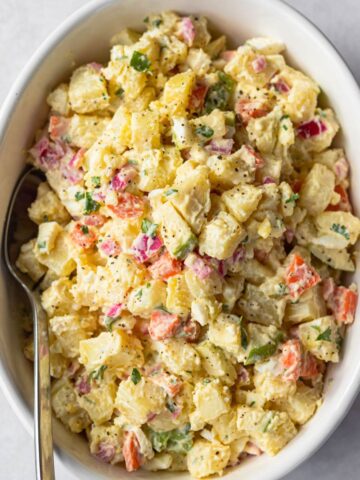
[{"x1": 0, "y1": 0, "x2": 360, "y2": 479}]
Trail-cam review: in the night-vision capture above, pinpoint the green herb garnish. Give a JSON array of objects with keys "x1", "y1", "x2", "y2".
[
  {"x1": 131, "y1": 367, "x2": 142, "y2": 385},
  {"x1": 75, "y1": 191, "x2": 85, "y2": 201},
  {"x1": 204, "y1": 71, "x2": 235, "y2": 113},
  {"x1": 130, "y1": 51, "x2": 151, "y2": 72},
  {"x1": 152, "y1": 19, "x2": 162, "y2": 27},
  {"x1": 84, "y1": 192, "x2": 100, "y2": 214},
  {"x1": 89, "y1": 365, "x2": 107, "y2": 381},
  {"x1": 141, "y1": 218, "x2": 158, "y2": 238},
  {"x1": 173, "y1": 235, "x2": 198, "y2": 260},
  {"x1": 115, "y1": 87, "x2": 124, "y2": 97},
  {"x1": 164, "y1": 188, "x2": 178, "y2": 196},
  {"x1": 316, "y1": 327, "x2": 332, "y2": 342},
  {"x1": 246, "y1": 343, "x2": 277, "y2": 364},
  {"x1": 195, "y1": 125, "x2": 214, "y2": 138},
  {"x1": 37, "y1": 241, "x2": 46, "y2": 250},
  {"x1": 285, "y1": 193, "x2": 299, "y2": 204},
  {"x1": 330, "y1": 223, "x2": 350, "y2": 240},
  {"x1": 104, "y1": 316, "x2": 117, "y2": 332},
  {"x1": 80, "y1": 225, "x2": 89, "y2": 234}
]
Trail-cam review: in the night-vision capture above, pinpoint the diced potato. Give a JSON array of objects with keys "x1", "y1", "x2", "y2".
[
  {"x1": 184, "y1": 269, "x2": 222, "y2": 298},
  {"x1": 36, "y1": 221, "x2": 62, "y2": 255},
  {"x1": 207, "y1": 148, "x2": 255, "y2": 190},
  {"x1": 127, "y1": 280, "x2": 167, "y2": 318},
  {"x1": 47, "y1": 83, "x2": 70, "y2": 115},
  {"x1": 88, "y1": 424, "x2": 124, "y2": 464},
  {"x1": 191, "y1": 297, "x2": 221, "y2": 326},
  {"x1": 207, "y1": 313, "x2": 242, "y2": 357},
  {"x1": 16, "y1": 239, "x2": 47, "y2": 282},
  {"x1": 298, "y1": 109, "x2": 339, "y2": 153},
  {"x1": 315, "y1": 211, "x2": 360, "y2": 246},
  {"x1": 237, "y1": 283, "x2": 286, "y2": 328},
  {"x1": 156, "y1": 202, "x2": 197, "y2": 260},
  {"x1": 187, "y1": 440, "x2": 230, "y2": 478},
  {"x1": 78, "y1": 381, "x2": 117, "y2": 425},
  {"x1": 143, "y1": 454, "x2": 173, "y2": 471},
  {"x1": 222, "y1": 184, "x2": 262, "y2": 223},
  {"x1": 279, "y1": 181, "x2": 297, "y2": 217},
  {"x1": 41, "y1": 278, "x2": 75, "y2": 317},
  {"x1": 273, "y1": 383, "x2": 321, "y2": 425},
  {"x1": 171, "y1": 165, "x2": 211, "y2": 234},
  {"x1": 212, "y1": 409, "x2": 242, "y2": 444},
  {"x1": 253, "y1": 370, "x2": 296, "y2": 401},
  {"x1": 191, "y1": 109, "x2": 227, "y2": 139},
  {"x1": 99, "y1": 105, "x2": 132, "y2": 154},
  {"x1": 298, "y1": 315, "x2": 340, "y2": 362},
  {"x1": 131, "y1": 110, "x2": 161, "y2": 151},
  {"x1": 186, "y1": 48, "x2": 211, "y2": 76},
  {"x1": 162, "y1": 71, "x2": 195, "y2": 116},
  {"x1": 79, "y1": 330, "x2": 144, "y2": 373},
  {"x1": 204, "y1": 35, "x2": 226, "y2": 59},
  {"x1": 285, "y1": 285, "x2": 326, "y2": 324},
  {"x1": 310, "y1": 244, "x2": 355, "y2": 272},
  {"x1": 199, "y1": 211, "x2": 244, "y2": 260},
  {"x1": 68, "y1": 114, "x2": 109, "y2": 149},
  {"x1": 236, "y1": 389, "x2": 266, "y2": 409},
  {"x1": 158, "y1": 339, "x2": 201, "y2": 378},
  {"x1": 241, "y1": 323, "x2": 282, "y2": 365},
  {"x1": 28, "y1": 182, "x2": 70, "y2": 225},
  {"x1": 196, "y1": 341, "x2": 236, "y2": 385},
  {"x1": 172, "y1": 117, "x2": 194, "y2": 149},
  {"x1": 272, "y1": 66, "x2": 320, "y2": 123},
  {"x1": 221, "y1": 275, "x2": 244, "y2": 311},
  {"x1": 138, "y1": 147, "x2": 182, "y2": 192},
  {"x1": 50, "y1": 314, "x2": 91, "y2": 358},
  {"x1": 299, "y1": 163, "x2": 335, "y2": 216},
  {"x1": 166, "y1": 274, "x2": 192, "y2": 317},
  {"x1": 193, "y1": 379, "x2": 231, "y2": 424},
  {"x1": 34, "y1": 231, "x2": 76, "y2": 276},
  {"x1": 100, "y1": 217, "x2": 141, "y2": 252},
  {"x1": 246, "y1": 37, "x2": 285, "y2": 54},
  {"x1": 68, "y1": 64, "x2": 109, "y2": 114},
  {"x1": 51, "y1": 378, "x2": 90, "y2": 433},
  {"x1": 115, "y1": 377, "x2": 166, "y2": 425}
]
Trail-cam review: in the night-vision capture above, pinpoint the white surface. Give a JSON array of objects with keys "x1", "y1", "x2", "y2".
[{"x1": 0, "y1": 1, "x2": 359, "y2": 479}]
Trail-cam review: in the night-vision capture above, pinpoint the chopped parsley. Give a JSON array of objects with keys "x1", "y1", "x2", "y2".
[
  {"x1": 84, "y1": 192, "x2": 100, "y2": 214},
  {"x1": 91, "y1": 176, "x2": 101, "y2": 188},
  {"x1": 277, "y1": 283, "x2": 288, "y2": 295},
  {"x1": 80, "y1": 225, "x2": 89, "y2": 234},
  {"x1": 246, "y1": 343, "x2": 277, "y2": 365},
  {"x1": 155, "y1": 304, "x2": 171, "y2": 313},
  {"x1": 130, "y1": 51, "x2": 151, "y2": 72},
  {"x1": 173, "y1": 235, "x2": 198, "y2": 260},
  {"x1": 204, "y1": 71, "x2": 235, "y2": 113},
  {"x1": 149, "y1": 426, "x2": 193, "y2": 454},
  {"x1": 330, "y1": 223, "x2": 350, "y2": 240},
  {"x1": 195, "y1": 125, "x2": 214, "y2": 138},
  {"x1": 135, "y1": 289, "x2": 143, "y2": 299},
  {"x1": 285, "y1": 193, "x2": 299, "y2": 204},
  {"x1": 239, "y1": 317, "x2": 248, "y2": 350},
  {"x1": 89, "y1": 365, "x2": 107, "y2": 382},
  {"x1": 164, "y1": 188, "x2": 178, "y2": 196},
  {"x1": 141, "y1": 218, "x2": 158, "y2": 238},
  {"x1": 316, "y1": 327, "x2": 332, "y2": 342},
  {"x1": 75, "y1": 191, "x2": 85, "y2": 201},
  {"x1": 131, "y1": 368, "x2": 142, "y2": 385},
  {"x1": 115, "y1": 87, "x2": 124, "y2": 97},
  {"x1": 104, "y1": 316, "x2": 117, "y2": 332},
  {"x1": 166, "y1": 399, "x2": 177, "y2": 413}
]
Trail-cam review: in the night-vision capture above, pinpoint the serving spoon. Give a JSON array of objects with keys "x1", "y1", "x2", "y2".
[{"x1": 2, "y1": 166, "x2": 55, "y2": 480}]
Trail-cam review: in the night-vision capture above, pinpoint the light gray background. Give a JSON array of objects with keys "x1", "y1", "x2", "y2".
[{"x1": 0, "y1": 0, "x2": 359, "y2": 478}]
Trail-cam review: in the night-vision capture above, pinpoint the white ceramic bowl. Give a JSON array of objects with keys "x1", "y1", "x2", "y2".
[{"x1": 1, "y1": 0, "x2": 360, "y2": 479}]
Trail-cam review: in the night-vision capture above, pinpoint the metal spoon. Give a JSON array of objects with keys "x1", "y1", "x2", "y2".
[{"x1": 2, "y1": 166, "x2": 55, "y2": 480}]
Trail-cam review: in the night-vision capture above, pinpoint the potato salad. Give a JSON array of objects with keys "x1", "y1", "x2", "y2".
[{"x1": 17, "y1": 11, "x2": 360, "y2": 478}]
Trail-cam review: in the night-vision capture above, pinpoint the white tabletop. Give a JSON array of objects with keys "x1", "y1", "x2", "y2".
[{"x1": 0, "y1": 0, "x2": 359, "y2": 478}]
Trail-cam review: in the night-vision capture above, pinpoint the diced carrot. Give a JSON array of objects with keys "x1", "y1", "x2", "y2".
[
  {"x1": 122, "y1": 432, "x2": 142, "y2": 472},
  {"x1": 83, "y1": 213, "x2": 106, "y2": 227},
  {"x1": 280, "y1": 339, "x2": 302, "y2": 382},
  {"x1": 280, "y1": 339, "x2": 320, "y2": 381},
  {"x1": 70, "y1": 223, "x2": 97, "y2": 249},
  {"x1": 235, "y1": 98, "x2": 270, "y2": 124},
  {"x1": 285, "y1": 254, "x2": 321, "y2": 300},
  {"x1": 108, "y1": 192, "x2": 145, "y2": 219},
  {"x1": 326, "y1": 185, "x2": 351, "y2": 212},
  {"x1": 331, "y1": 286, "x2": 358, "y2": 324},
  {"x1": 148, "y1": 310, "x2": 181, "y2": 341},
  {"x1": 189, "y1": 84, "x2": 208, "y2": 112},
  {"x1": 148, "y1": 251, "x2": 182, "y2": 280},
  {"x1": 300, "y1": 351, "x2": 320, "y2": 379},
  {"x1": 49, "y1": 115, "x2": 69, "y2": 141}
]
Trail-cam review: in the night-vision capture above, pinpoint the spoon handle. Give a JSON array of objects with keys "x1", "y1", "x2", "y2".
[{"x1": 33, "y1": 291, "x2": 55, "y2": 479}]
